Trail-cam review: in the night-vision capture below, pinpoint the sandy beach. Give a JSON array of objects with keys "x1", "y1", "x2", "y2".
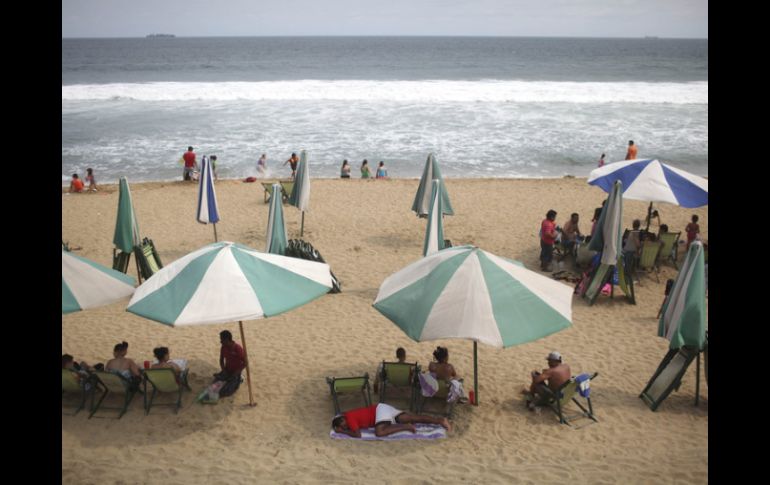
[{"x1": 62, "y1": 177, "x2": 708, "y2": 484}]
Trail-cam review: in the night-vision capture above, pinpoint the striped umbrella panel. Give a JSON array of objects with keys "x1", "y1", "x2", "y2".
[
  {"x1": 659, "y1": 241, "x2": 706, "y2": 350},
  {"x1": 113, "y1": 177, "x2": 141, "y2": 253},
  {"x1": 288, "y1": 150, "x2": 310, "y2": 211},
  {"x1": 423, "y1": 179, "x2": 446, "y2": 256},
  {"x1": 62, "y1": 250, "x2": 136, "y2": 314},
  {"x1": 266, "y1": 183, "x2": 288, "y2": 255},
  {"x1": 411, "y1": 153, "x2": 454, "y2": 216}
]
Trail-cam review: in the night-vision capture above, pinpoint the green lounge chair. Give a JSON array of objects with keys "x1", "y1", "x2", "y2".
[
  {"x1": 89, "y1": 371, "x2": 137, "y2": 419},
  {"x1": 326, "y1": 373, "x2": 371, "y2": 415},
  {"x1": 62, "y1": 369, "x2": 90, "y2": 415},
  {"x1": 658, "y1": 231, "x2": 681, "y2": 269},
  {"x1": 535, "y1": 373, "x2": 599, "y2": 426},
  {"x1": 112, "y1": 248, "x2": 131, "y2": 273},
  {"x1": 378, "y1": 362, "x2": 420, "y2": 411},
  {"x1": 640, "y1": 347, "x2": 700, "y2": 411},
  {"x1": 281, "y1": 181, "x2": 295, "y2": 200},
  {"x1": 134, "y1": 237, "x2": 163, "y2": 281},
  {"x1": 416, "y1": 378, "x2": 463, "y2": 417},
  {"x1": 637, "y1": 239, "x2": 662, "y2": 283},
  {"x1": 143, "y1": 368, "x2": 186, "y2": 415},
  {"x1": 261, "y1": 181, "x2": 292, "y2": 203}
]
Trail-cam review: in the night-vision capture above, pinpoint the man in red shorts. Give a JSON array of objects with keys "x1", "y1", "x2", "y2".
[{"x1": 332, "y1": 403, "x2": 451, "y2": 438}]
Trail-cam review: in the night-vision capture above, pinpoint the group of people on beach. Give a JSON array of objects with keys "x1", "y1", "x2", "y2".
[
  {"x1": 340, "y1": 159, "x2": 388, "y2": 179},
  {"x1": 63, "y1": 330, "x2": 248, "y2": 403},
  {"x1": 68, "y1": 168, "x2": 97, "y2": 193}
]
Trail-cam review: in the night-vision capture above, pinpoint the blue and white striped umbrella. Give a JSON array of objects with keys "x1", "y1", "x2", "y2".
[
  {"x1": 62, "y1": 250, "x2": 136, "y2": 314},
  {"x1": 588, "y1": 159, "x2": 708, "y2": 208},
  {"x1": 127, "y1": 241, "x2": 332, "y2": 326},
  {"x1": 423, "y1": 179, "x2": 447, "y2": 256},
  {"x1": 266, "y1": 183, "x2": 288, "y2": 255},
  {"x1": 197, "y1": 155, "x2": 220, "y2": 241}
]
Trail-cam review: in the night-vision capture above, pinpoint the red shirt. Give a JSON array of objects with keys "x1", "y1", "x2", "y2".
[
  {"x1": 183, "y1": 151, "x2": 196, "y2": 168},
  {"x1": 71, "y1": 178, "x2": 84, "y2": 192},
  {"x1": 541, "y1": 219, "x2": 557, "y2": 244},
  {"x1": 221, "y1": 342, "x2": 246, "y2": 374},
  {"x1": 343, "y1": 404, "x2": 377, "y2": 432}
]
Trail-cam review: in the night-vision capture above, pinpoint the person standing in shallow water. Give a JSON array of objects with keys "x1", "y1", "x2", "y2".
[
  {"x1": 598, "y1": 153, "x2": 605, "y2": 167},
  {"x1": 625, "y1": 140, "x2": 637, "y2": 160},
  {"x1": 182, "y1": 146, "x2": 197, "y2": 181},
  {"x1": 284, "y1": 152, "x2": 299, "y2": 179}
]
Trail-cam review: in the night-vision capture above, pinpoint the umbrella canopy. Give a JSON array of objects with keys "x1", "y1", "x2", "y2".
[
  {"x1": 588, "y1": 159, "x2": 708, "y2": 208},
  {"x1": 373, "y1": 245, "x2": 573, "y2": 403},
  {"x1": 659, "y1": 240, "x2": 706, "y2": 350},
  {"x1": 265, "y1": 183, "x2": 288, "y2": 255},
  {"x1": 127, "y1": 241, "x2": 332, "y2": 325},
  {"x1": 411, "y1": 153, "x2": 454, "y2": 217},
  {"x1": 423, "y1": 179, "x2": 447, "y2": 256},
  {"x1": 588, "y1": 180, "x2": 624, "y2": 265},
  {"x1": 113, "y1": 177, "x2": 141, "y2": 253},
  {"x1": 62, "y1": 250, "x2": 136, "y2": 314},
  {"x1": 288, "y1": 150, "x2": 310, "y2": 236},
  {"x1": 197, "y1": 156, "x2": 220, "y2": 241}
]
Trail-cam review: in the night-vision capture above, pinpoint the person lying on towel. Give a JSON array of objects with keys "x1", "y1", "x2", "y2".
[{"x1": 332, "y1": 403, "x2": 451, "y2": 438}]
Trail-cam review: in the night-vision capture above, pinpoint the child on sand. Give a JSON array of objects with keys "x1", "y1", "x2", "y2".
[
  {"x1": 85, "y1": 168, "x2": 98, "y2": 192},
  {"x1": 69, "y1": 173, "x2": 84, "y2": 193}
]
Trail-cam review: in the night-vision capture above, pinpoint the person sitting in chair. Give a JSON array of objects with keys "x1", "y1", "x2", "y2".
[
  {"x1": 105, "y1": 341, "x2": 142, "y2": 390},
  {"x1": 561, "y1": 213, "x2": 583, "y2": 259},
  {"x1": 332, "y1": 402, "x2": 451, "y2": 438},
  {"x1": 373, "y1": 347, "x2": 409, "y2": 394},
  {"x1": 151, "y1": 346, "x2": 182, "y2": 377},
  {"x1": 521, "y1": 351, "x2": 571, "y2": 410}
]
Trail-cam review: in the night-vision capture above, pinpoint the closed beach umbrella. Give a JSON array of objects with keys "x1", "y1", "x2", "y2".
[
  {"x1": 197, "y1": 155, "x2": 221, "y2": 242},
  {"x1": 127, "y1": 241, "x2": 333, "y2": 406},
  {"x1": 62, "y1": 250, "x2": 136, "y2": 314},
  {"x1": 288, "y1": 149, "x2": 310, "y2": 237},
  {"x1": 411, "y1": 153, "x2": 454, "y2": 217},
  {"x1": 423, "y1": 179, "x2": 447, "y2": 256},
  {"x1": 583, "y1": 180, "x2": 629, "y2": 304},
  {"x1": 265, "y1": 183, "x2": 288, "y2": 255},
  {"x1": 113, "y1": 177, "x2": 141, "y2": 253},
  {"x1": 373, "y1": 245, "x2": 573, "y2": 404},
  {"x1": 659, "y1": 241, "x2": 706, "y2": 350},
  {"x1": 588, "y1": 158, "x2": 708, "y2": 230}
]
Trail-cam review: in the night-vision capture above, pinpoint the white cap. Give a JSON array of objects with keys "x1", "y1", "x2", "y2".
[{"x1": 546, "y1": 351, "x2": 562, "y2": 362}]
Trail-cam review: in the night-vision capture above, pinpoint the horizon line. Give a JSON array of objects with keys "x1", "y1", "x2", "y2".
[{"x1": 62, "y1": 34, "x2": 708, "y2": 40}]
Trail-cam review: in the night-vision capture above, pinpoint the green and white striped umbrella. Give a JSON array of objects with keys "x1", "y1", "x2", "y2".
[
  {"x1": 62, "y1": 250, "x2": 136, "y2": 314},
  {"x1": 659, "y1": 240, "x2": 706, "y2": 350},
  {"x1": 265, "y1": 183, "x2": 288, "y2": 255},
  {"x1": 113, "y1": 177, "x2": 141, "y2": 254},
  {"x1": 411, "y1": 153, "x2": 454, "y2": 217},
  {"x1": 126, "y1": 241, "x2": 332, "y2": 407},
  {"x1": 373, "y1": 245, "x2": 573, "y2": 403},
  {"x1": 288, "y1": 149, "x2": 310, "y2": 236},
  {"x1": 127, "y1": 241, "x2": 332, "y2": 326},
  {"x1": 423, "y1": 179, "x2": 447, "y2": 256}
]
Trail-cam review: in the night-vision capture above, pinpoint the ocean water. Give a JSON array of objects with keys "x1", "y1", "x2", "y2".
[{"x1": 62, "y1": 37, "x2": 708, "y2": 184}]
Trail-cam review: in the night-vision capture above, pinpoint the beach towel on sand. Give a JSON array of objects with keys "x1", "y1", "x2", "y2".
[{"x1": 330, "y1": 424, "x2": 447, "y2": 440}]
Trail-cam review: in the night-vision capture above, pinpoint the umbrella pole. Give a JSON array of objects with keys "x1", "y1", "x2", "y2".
[
  {"x1": 238, "y1": 320, "x2": 256, "y2": 407},
  {"x1": 135, "y1": 256, "x2": 143, "y2": 284},
  {"x1": 300, "y1": 212, "x2": 305, "y2": 238},
  {"x1": 213, "y1": 223, "x2": 218, "y2": 243},
  {"x1": 694, "y1": 351, "x2": 700, "y2": 406},
  {"x1": 473, "y1": 341, "x2": 479, "y2": 406},
  {"x1": 645, "y1": 202, "x2": 653, "y2": 232}
]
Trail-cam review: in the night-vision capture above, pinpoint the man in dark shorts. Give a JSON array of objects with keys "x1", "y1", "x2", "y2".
[
  {"x1": 283, "y1": 152, "x2": 299, "y2": 179},
  {"x1": 332, "y1": 403, "x2": 451, "y2": 438},
  {"x1": 521, "y1": 351, "x2": 571, "y2": 410}
]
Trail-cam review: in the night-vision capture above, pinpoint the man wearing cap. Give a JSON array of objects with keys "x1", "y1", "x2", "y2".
[{"x1": 522, "y1": 351, "x2": 571, "y2": 409}]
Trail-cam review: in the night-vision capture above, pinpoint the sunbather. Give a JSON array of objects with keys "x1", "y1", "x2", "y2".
[
  {"x1": 105, "y1": 341, "x2": 142, "y2": 390},
  {"x1": 151, "y1": 346, "x2": 182, "y2": 377},
  {"x1": 62, "y1": 354, "x2": 93, "y2": 380},
  {"x1": 521, "y1": 351, "x2": 571, "y2": 410},
  {"x1": 332, "y1": 403, "x2": 451, "y2": 438},
  {"x1": 421, "y1": 346, "x2": 465, "y2": 403}
]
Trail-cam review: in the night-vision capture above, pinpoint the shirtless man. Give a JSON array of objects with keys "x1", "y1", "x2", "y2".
[
  {"x1": 522, "y1": 351, "x2": 571, "y2": 409},
  {"x1": 625, "y1": 140, "x2": 638, "y2": 160},
  {"x1": 332, "y1": 403, "x2": 451, "y2": 438},
  {"x1": 283, "y1": 152, "x2": 299, "y2": 179}
]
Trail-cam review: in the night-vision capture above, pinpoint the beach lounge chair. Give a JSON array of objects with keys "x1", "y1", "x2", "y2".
[
  {"x1": 89, "y1": 371, "x2": 137, "y2": 419},
  {"x1": 640, "y1": 347, "x2": 699, "y2": 411},
  {"x1": 261, "y1": 181, "x2": 292, "y2": 203},
  {"x1": 378, "y1": 362, "x2": 420, "y2": 411},
  {"x1": 416, "y1": 378, "x2": 462, "y2": 417},
  {"x1": 536, "y1": 372, "x2": 599, "y2": 426},
  {"x1": 62, "y1": 369, "x2": 90, "y2": 415},
  {"x1": 134, "y1": 237, "x2": 163, "y2": 280},
  {"x1": 326, "y1": 373, "x2": 372, "y2": 415},
  {"x1": 143, "y1": 368, "x2": 187, "y2": 415},
  {"x1": 658, "y1": 231, "x2": 681, "y2": 269},
  {"x1": 112, "y1": 248, "x2": 131, "y2": 273},
  {"x1": 637, "y1": 239, "x2": 662, "y2": 283}
]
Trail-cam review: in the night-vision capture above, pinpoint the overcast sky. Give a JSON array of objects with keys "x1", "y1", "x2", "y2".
[{"x1": 62, "y1": 0, "x2": 708, "y2": 39}]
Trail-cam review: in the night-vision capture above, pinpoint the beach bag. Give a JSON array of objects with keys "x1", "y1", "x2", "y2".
[{"x1": 244, "y1": 176, "x2": 257, "y2": 183}]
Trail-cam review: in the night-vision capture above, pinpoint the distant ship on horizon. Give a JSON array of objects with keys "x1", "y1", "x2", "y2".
[{"x1": 146, "y1": 33, "x2": 175, "y2": 38}]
